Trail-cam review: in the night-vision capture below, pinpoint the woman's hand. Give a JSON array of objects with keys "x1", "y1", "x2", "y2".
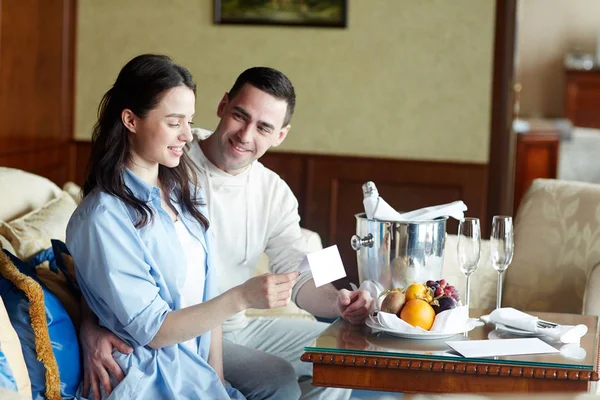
[
  {"x1": 80, "y1": 318, "x2": 133, "y2": 399},
  {"x1": 239, "y1": 271, "x2": 299, "y2": 309}
]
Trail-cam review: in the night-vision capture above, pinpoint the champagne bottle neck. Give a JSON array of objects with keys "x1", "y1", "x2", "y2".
[{"x1": 362, "y1": 181, "x2": 378, "y2": 198}]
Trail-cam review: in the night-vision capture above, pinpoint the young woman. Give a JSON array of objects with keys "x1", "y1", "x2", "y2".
[{"x1": 66, "y1": 54, "x2": 297, "y2": 399}]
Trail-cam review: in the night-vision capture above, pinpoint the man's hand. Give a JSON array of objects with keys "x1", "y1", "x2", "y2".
[
  {"x1": 337, "y1": 289, "x2": 374, "y2": 325},
  {"x1": 80, "y1": 319, "x2": 133, "y2": 399}
]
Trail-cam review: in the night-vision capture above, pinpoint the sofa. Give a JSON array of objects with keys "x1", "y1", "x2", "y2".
[{"x1": 1, "y1": 167, "x2": 600, "y2": 399}]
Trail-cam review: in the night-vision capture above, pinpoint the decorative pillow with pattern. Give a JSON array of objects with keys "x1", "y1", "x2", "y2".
[
  {"x1": 0, "y1": 297, "x2": 31, "y2": 399},
  {"x1": 0, "y1": 349, "x2": 18, "y2": 393},
  {"x1": 0, "y1": 249, "x2": 81, "y2": 400},
  {"x1": 33, "y1": 242, "x2": 81, "y2": 328}
]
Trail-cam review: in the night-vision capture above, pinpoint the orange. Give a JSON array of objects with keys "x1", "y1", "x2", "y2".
[
  {"x1": 405, "y1": 283, "x2": 427, "y2": 301},
  {"x1": 400, "y1": 299, "x2": 436, "y2": 330}
]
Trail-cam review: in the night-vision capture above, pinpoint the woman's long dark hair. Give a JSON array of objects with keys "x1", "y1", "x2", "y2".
[{"x1": 83, "y1": 54, "x2": 208, "y2": 229}]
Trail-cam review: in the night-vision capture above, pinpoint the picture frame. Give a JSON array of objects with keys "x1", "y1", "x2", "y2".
[{"x1": 214, "y1": 0, "x2": 347, "y2": 28}]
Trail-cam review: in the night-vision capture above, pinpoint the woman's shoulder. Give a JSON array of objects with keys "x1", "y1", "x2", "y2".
[
  {"x1": 71, "y1": 189, "x2": 130, "y2": 222},
  {"x1": 67, "y1": 190, "x2": 138, "y2": 248}
]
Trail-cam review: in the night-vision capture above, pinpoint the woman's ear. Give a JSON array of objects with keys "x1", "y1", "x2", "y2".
[{"x1": 121, "y1": 109, "x2": 137, "y2": 133}]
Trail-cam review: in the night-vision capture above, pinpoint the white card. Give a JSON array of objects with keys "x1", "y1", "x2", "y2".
[
  {"x1": 446, "y1": 338, "x2": 560, "y2": 358},
  {"x1": 301, "y1": 245, "x2": 347, "y2": 287}
]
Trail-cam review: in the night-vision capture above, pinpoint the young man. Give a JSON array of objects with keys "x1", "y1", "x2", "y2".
[{"x1": 81, "y1": 67, "x2": 373, "y2": 400}]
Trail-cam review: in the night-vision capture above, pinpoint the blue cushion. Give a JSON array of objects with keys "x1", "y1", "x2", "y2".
[
  {"x1": 0, "y1": 249, "x2": 81, "y2": 399},
  {"x1": 0, "y1": 349, "x2": 18, "y2": 393}
]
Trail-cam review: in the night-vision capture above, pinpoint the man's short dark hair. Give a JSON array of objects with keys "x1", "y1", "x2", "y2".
[{"x1": 228, "y1": 67, "x2": 296, "y2": 127}]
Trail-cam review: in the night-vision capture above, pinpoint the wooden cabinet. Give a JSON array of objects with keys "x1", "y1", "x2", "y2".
[
  {"x1": 565, "y1": 70, "x2": 600, "y2": 129},
  {"x1": 513, "y1": 123, "x2": 559, "y2": 212}
]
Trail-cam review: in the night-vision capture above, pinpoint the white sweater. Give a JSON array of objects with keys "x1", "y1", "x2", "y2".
[{"x1": 185, "y1": 129, "x2": 314, "y2": 331}]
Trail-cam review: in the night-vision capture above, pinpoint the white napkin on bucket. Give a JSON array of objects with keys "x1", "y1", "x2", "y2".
[
  {"x1": 483, "y1": 307, "x2": 588, "y2": 344},
  {"x1": 396, "y1": 200, "x2": 467, "y2": 222},
  {"x1": 365, "y1": 196, "x2": 467, "y2": 222}
]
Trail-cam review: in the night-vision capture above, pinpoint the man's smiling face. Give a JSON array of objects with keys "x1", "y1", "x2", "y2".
[{"x1": 203, "y1": 83, "x2": 290, "y2": 175}]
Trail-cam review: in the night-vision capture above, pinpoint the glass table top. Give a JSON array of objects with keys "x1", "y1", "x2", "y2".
[{"x1": 305, "y1": 310, "x2": 599, "y2": 370}]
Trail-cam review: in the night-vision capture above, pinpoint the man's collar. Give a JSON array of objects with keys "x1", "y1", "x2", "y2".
[{"x1": 196, "y1": 140, "x2": 253, "y2": 177}]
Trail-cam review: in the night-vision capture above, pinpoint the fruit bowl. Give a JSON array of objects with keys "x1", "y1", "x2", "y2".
[
  {"x1": 365, "y1": 319, "x2": 477, "y2": 340},
  {"x1": 376, "y1": 279, "x2": 463, "y2": 331},
  {"x1": 367, "y1": 306, "x2": 480, "y2": 339}
]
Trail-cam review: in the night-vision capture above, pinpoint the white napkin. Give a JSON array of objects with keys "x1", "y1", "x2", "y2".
[
  {"x1": 430, "y1": 305, "x2": 469, "y2": 332},
  {"x1": 396, "y1": 200, "x2": 467, "y2": 222},
  {"x1": 363, "y1": 195, "x2": 402, "y2": 221},
  {"x1": 372, "y1": 305, "x2": 473, "y2": 333},
  {"x1": 351, "y1": 280, "x2": 385, "y2": 310},
  {"x1": 548, "y1": 325, "x2": 588, "y2": 344},
  {"x1": 484, "y1": 307, "x2": 588, "y2": 344},
  {"x1": 366, "y1": 197, "x2": 467, "y2": 222},
  {"x1": 488, "y1": 307, "x2": 539, "y2": 332}
]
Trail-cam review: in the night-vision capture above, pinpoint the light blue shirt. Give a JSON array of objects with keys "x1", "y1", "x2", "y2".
[{"x1": 66, "y1": 169, "x2": 244, "y2": 400}]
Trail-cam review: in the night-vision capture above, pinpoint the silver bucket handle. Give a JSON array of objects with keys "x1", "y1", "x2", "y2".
[{"x1": 351, "y1": 233, "x2": 374, "y2": 251}]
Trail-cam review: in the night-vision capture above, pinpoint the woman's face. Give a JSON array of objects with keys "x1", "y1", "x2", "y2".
[{"x1": 125, "y1": 86, "x2": 195, "y2": 171}]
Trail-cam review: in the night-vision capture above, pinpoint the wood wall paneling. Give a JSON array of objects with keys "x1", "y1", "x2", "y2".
[
  {"x1": 0, "y1": 144, "x2": 70, "y2": 184},
  {"x1": 304, "y1": 155, "x2": 488, "y2": 287},
  {"x1": 0, "y1": 0, "x2": 76, "y2": 186},
  {"x1": 260, "y1": 152, "x2": 307, "y2": 221},
  {"x1": 71, "y1": 140, "x2": 92, "y2": 187}
]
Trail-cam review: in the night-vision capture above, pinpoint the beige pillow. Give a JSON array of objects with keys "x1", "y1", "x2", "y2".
[
  {"x1": 0, "y1": 234, "x2": 15, "y2": 254},
  {"x1": 0, "y1": 191, "x2": 77, "y2": 260},
  {"x1": 62, "y1": 182, "x2": 83, "y2": 205},
  {"x1": 0, "y1": 167, "x2": 61, "y2": 222},
  {"x1": 0, "y1": 297, "x2": 32, "y2": 398}
]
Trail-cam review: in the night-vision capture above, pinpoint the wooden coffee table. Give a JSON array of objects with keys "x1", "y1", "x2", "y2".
[{"x1": 301, "y1": 310, "x2": 599, "y2": 394}]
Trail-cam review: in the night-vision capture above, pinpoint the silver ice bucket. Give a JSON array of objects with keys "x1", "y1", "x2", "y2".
[{"x1": 351, "y1": 213, "x2": 447, "y2": 290}]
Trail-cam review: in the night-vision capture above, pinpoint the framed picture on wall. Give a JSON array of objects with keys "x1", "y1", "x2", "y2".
[{"x1": 214, "y1": 0, "x2": 347, "y2": 28}]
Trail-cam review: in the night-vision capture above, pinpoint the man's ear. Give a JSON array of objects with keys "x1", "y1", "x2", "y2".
[
  {"x1": 216, "y1": 93, "x2": 229, "y2": 118},
  {"x1": 272, "y1": 124, "x2": 291, "y2": 147},
  {"x1": 121, "y1": 109, "x2": 137, "y2": 133}
]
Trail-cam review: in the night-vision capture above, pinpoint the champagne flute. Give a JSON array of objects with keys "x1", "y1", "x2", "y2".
[
  {"x1": 457, "y1": 217, "x2": 481, "y2": 308},
  {"x1": 490, "y1": 216, "x2": 514, "y2": 309}
]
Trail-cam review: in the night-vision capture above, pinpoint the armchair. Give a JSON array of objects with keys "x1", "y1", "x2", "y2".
[{"x1": 503, "y1": 179, "x2": 600, "y2": 314}]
